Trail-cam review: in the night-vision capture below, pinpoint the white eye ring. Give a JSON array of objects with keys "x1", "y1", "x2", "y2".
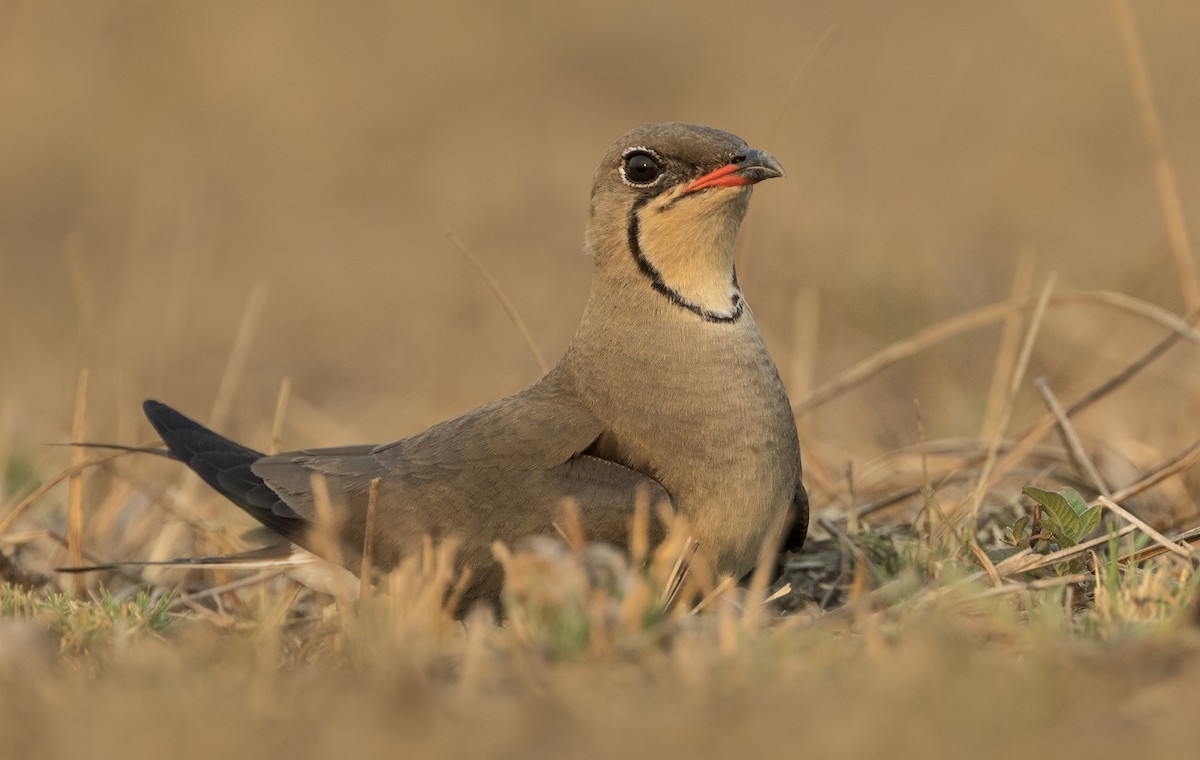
[{"x1": 619, "y1": 146, "x2": 665, "y2": 187}]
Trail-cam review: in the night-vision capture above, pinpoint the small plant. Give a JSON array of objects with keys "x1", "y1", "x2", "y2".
[{"x1": 999, "y1": 486, "x2": 1103, "y2": 575}]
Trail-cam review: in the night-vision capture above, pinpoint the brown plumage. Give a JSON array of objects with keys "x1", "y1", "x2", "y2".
[{"x1": 144, "y1": 122, "x2": 808, "y2": 602}]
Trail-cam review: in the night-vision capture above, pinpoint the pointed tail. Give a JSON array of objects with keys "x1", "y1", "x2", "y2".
[{"x1": 142, "y1": 400, "x2": 306, "y2": 542}]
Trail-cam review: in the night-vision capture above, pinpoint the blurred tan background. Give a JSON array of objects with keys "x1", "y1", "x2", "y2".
[{"x1": 2, "y1": 1, "x2": 1199, "y2": 523}]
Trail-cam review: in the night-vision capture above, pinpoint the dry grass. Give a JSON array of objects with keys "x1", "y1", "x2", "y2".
[{"x1": 4, "y1": 2, "x2": 1200, "y2": 758}]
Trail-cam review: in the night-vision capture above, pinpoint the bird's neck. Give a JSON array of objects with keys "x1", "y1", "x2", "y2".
[{"x1": 613, "y1": 195, "x2": 746, "y2": 323}]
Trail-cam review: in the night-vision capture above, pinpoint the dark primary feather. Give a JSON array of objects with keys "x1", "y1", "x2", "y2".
[{"x1": 142, "y1": 400, "x2": 308, "y2": 542}]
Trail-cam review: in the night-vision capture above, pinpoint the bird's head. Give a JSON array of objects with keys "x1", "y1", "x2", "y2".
[{"x1": 584, "y1": 123, "x2": 784, "y2": 323}]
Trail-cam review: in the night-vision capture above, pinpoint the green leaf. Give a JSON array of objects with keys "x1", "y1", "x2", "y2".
[
  {"x1": 1061, "y1": 487, "x2": 1090, "y2": 516},
  {"x1": 1079, "y1": 505, "x2": 1102, "y2": 538},
  {"x1": 1022, "y1": 486, "x2": 1098, "y2": 546}
]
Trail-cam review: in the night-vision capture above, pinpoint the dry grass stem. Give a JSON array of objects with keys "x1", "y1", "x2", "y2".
[
  {"x1": 1121, "y1": 523, "x2": 1200, "y2": 564},
  {"x1": 445, "y1": 229, "x2": 549, "y2": 375},
  {"x1": 360, "y1": 476, "x2": 381, "y2": 600},
  {"x1": 1057, "y1": 308, "x2": 1199, "y2": 415},
  {"x1": 553, "y1": 498, "x2": 587, "y2": 554},
  {"x1": 1034, "y1": 377, "x2": 1111, "y2": 497},
  {"x1": 973, "y1": 573, "x2": 1093, "y2": 599},
  {"x1": 1109, "y1": 438, "x2": 1200, "y2": 502},
  {"x1": 968, "y1": 540, "x2": 1003, "y2": 588},
  {"x1": 858, "y1": 308, "x2": 1200, "y2": 519},
  {"x1": 1097, "y1": 495, "x2": 1192, "y2": 559},
  {"x1": 958, "y1": 272, "x2": 1057, "y2": 530},
  {"x1": 309, "y1": 472, "x2": 344, "y2": 574},
  {"x1": 0, "y1": 449, "x2": 140, "y2": 537},
  {"x1": 67, "y1": 369, "x2": 90, "y2": 594},
  {"x1": 662, "y1": 538, "x2": 699, "y2": 607},
  {"x1": 994, "y1": 524, "x2": 1139, "y2": 576},
  {"x1": 982, "y1": 249, "x2": 1036, "y2": 438},
  {"x1": 209, "y1": 281, "x2": 270, "y2": 430},
  {"x1": 629, "y1": 487, "x2": 650, "y2": 568},
  {"x1": 175, "y1": 570, "x2": 288, "y2": 608},
  {"x1": 269, "y1": 376, "x2": 293, "y2": 455},
  {"x1": 739, "y1": 26, "x2": 840, "y2": 269},
  {"x1": 795, "y1": 290, "x2": 1200, "y2": 415},
  {"x1": 767, "y1": 25, "x2": 840, "y2": 143},
  {"x1": 1111, "y1": 0, "x2": 1199, "y2": 310}
]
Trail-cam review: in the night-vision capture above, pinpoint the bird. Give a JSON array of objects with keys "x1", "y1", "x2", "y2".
[{"x1": 136, "y1": 122, "x2": 808, "y2": 604}]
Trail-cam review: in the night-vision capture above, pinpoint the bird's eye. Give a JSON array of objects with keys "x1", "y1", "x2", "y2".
[{"x1": 622, "y1": 150, "x2": 663, "y2": 186}]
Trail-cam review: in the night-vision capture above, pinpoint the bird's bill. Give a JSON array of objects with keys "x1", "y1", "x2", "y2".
[{"x1": 681, "y1": 149, "x2": 785, "y2": 194}]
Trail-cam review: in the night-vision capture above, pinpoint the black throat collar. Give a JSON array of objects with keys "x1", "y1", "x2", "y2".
[{"x1": 626, "y1": 196, "x2": 744, "y2": 324}]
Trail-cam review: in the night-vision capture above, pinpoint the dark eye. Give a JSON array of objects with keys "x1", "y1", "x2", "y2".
[{"x1": 623, "y1": 151, "x2": 663, "y2": 185}]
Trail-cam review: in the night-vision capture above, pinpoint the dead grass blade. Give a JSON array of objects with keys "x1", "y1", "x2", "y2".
[
  {"x1": 269, "y1": 376, "x2": 293, "y2": 456},
  {"x1": 857, "y1": 309, "x2": 1200, "y2": 521},
  {"x1": 1109, "y1": 438, "x2": 1200, "y2": 503},
  {"x1": 1097, "y1": 495, "x2": 1192, "y2": 559},
  {"x1": 309, "y1": 472, "x2": 345, "y2": 578},
  {"x1": 445, "y1": 229, "x2": 549, "y2": 375},
  {"x1": 1034, "y1": 377, "x2": 1111, "y2": 497},
  {"x1": 553, "y1": 497, "x2": 587, "y2": 554},
  {"x1": 795, "y1": 290, "x2": 1200, "y2": 414},
  {"x1": 0, "y1": 448, "x2": 144, "y2": 538},
  {"x1": 1111, "y1": 0, "x2": 1199, "y2": 310},
  {"x1": 210, "y1": 281, "x2": 270, "y2": 430},
  {"x1": 67, "y1": 369, "x2": 89, "y2": 594},
  {"x1": 175, "y1": 570, "x2": 288, "y2": 609},
  {"x1": 957, "y1": 273, "x2": 1056, "y2": 530},
  {"x1": 360, "y1": 477, "x2": 381, "y2": 600},
  {"x1": 994, "y1": 524, "x2": 1139, "y2": 576},
  {"x1": 1121, "y1": 524, "x2": 1200, "y2": 564},
  {"x1": 767, "y1": 25, "x2": 840, "y2": 144},
  {"x1": 968, "y1": 540, "x2": 1003, "y2": 588},
  {"x1": 971, "y1": 572, "x2": 1093, "y2": 599},
  {"x1": 982, "y1": 249, "x2": 1036, "y2": 438},
  {"x1": 741, "y1": 509, "x2": 794, "y2": 630}
]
